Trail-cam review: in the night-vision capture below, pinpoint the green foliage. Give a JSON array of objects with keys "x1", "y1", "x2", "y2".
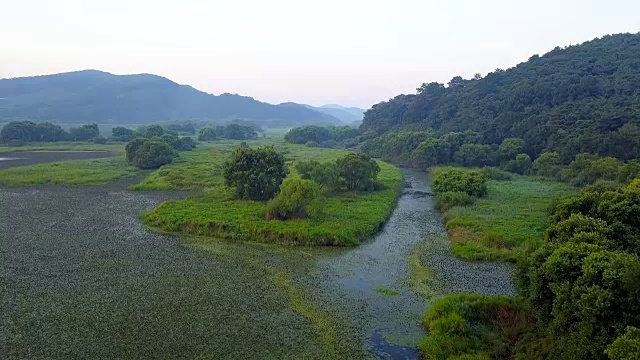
[
  {"x1": 125, "y1": 138, "x2": 146, "y2": 165},
  {"x1": 435, "y1": 191, "x2": 476, "y2": 212},
  {"x1": 137, "y1": 124, "x2": 165, "y2": 138},
  {"x1": 560, "y1": 154, "x2": 623, "y2": 186},
  {"x1": 265, "y1": 178, "x2": 320, "y2": 220},
  {"x1": 454, "y1": 144, "x2": 497, "y2": 167},
  {"x1": 432, "y1": 168, "x2": 488, "y2": 197},
  {"x1": 285, "y1": 125, "x2": 331, "y2": 144},
  {"x1": 606, "y1": 327, "x2": 640, "y2": 360},
  {"x1": 0, "y1": 121, "x2": 95, "y2": 143},
  {"x1": 197, "y1": 127, "x2": 217, "y2": 141},
  {"x1": 480, "y1": 167, "x2": 513, "y2": 181},
  {"x1": 533, "y1": 152, "x2": 562, "y2": 178},
  {"x1": 224, "y1": 123, "x2": 257, "y2": 140},
  {"x1": 498, "y1": 138, "x2": 524, "y2": 162},
  {"x1": 361, "y1": 34, "x2": 640, "y2": 161},
  {"x1": 223, "y1": 145, "x2": 288, "y2": 200},
  {"x1": 503, "y1": 154, "x2": 532, "y2": 175},
  {"x1": 336, "y1": 152, "x2": 380, "y2": 191},
  {"x1": 69, "y1": 123, "x2": 100, "y2": 141},
  {"x1": 305, "y1": 141, "x2": 319, "y2": 147},
  {"x1": 515, "y1": 179, "x2": 640, "y2": 359},
  {"x1": 133, "y1": 140, "x2": 176, "y2": 169},
  {"x1": 433, "y1": 168, "x2": 575, "y2": 261},
  {"x1": 296, "y1": 160, "x2": 341, "y2": 191},
  {"x1": 112, "y1": 126, "x2": 135, "y2": 141},
  {"x1": 141, "y1": 143, "x2": 402, "y2": 246},
  {"x1": 420, "y1": 294, "x2": 529, "y2": 360}
]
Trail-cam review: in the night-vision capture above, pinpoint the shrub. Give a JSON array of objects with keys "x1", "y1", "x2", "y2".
[
  {"x1": 265, "y1": 178, "x2": 320, "y2": 220},
  {"x1": 336, "y1": 152, "x2": 380, "y2": 191},
  {"x1": 435, "y1": 191, "x2": 476, "y2": 211},
  {"x1": 134, "y1": 140, "x2": 176, "y2": 169},
  {"x1": 223, "y1": 145, "x2": 288, "y2": 200},
  {"x1": 6, "y1": 139, "x2": 26, "y2": 147},
  {"x1": 125, "y1": 138, "x2": 146, "y2": 164},
  {"x1": 296, "y1": 160, "x2": 341, "y2": 191},
  {"x1": 432, "y1": 168, "x2": 488, "y2": 197},
  {"x1": 504, "y1": 153, "x2": 532, "y2": 175},
  {"x1": 305, "y1": 141, "x2": 319, "y2": 147},
  {"x1": 533, "y1": 152, "x2": 562, "y2": 178},
  {"x1": 112, "y1": 126, "x2": 135, "y2": 141},
  {"x1": 197, "y1": 127, "x2": 217, "y2": 141}
]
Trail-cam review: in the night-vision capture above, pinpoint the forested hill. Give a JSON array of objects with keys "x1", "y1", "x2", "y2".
[
  {"x1": 0, "y1": 70, "x2": 341, "y2": 127},
  {"x1": 361, "y1": 33, "x2": 640, "y2": 160}
]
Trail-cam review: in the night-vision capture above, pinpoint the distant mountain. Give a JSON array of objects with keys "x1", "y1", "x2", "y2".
[
  {"x1": 292, "y1": 103, "x2": 365, "y2": 125},
  {"x1": 0, "y1": 70, "x2": 341, "y2": 127}
]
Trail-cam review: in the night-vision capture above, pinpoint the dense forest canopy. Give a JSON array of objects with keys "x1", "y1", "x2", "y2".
[
  {"x1": 0, "y1": 70, "x2": 341, "y2": 127},
  {"x1": 360, "y1": 33, "x2": 640, "y2": 161}
]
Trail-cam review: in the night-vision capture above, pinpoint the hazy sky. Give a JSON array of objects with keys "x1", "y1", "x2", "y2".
[{"x1": 2, "y1": 0, "x2": 639, "y2": 108}]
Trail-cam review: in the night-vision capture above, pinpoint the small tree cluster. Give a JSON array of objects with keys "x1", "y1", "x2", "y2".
[
  {"x1": 125, "y1": 138, "x2": 176, "y2": 169},
  {"x1": 1, "y1": 121, "x2": 101, "y2": 143},
  {"x1": 432, "y1": 168, "x2": 487, "y2": 197},
  {"x1": 336, "y1": 152, "x2": 381, "y2": 191}
]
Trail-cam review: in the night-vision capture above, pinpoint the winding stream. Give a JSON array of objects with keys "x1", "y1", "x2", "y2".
[{"x1": 0, "y1": 167, "x2": 514, "y2": 359}]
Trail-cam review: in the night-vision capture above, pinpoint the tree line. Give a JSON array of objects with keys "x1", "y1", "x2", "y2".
[{"x1": 0, "y1": 121, "x2": 101, "y2": 143}]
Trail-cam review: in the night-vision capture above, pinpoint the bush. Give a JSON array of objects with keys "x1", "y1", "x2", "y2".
[
  {"x1": 112, "y1": 126, "x2": 135, "y2": 141},
  {"x1": 265, "y1": 178, "x2": 320, "y2": 220},
  {"x1": 336, "y1": 152, "x2": 380, "y2": 191},
  {"x1": 504, "y1": 153, "x2": 532, "y2": 175},
  {"x1": 432, "y1": 168, "x2": 488, "y2": 197},
  {"x1": 533, "y1": 152, "x2": 562, "y2": 178},
  {"x1": 134, "y1": 140, "x2": 176, "y2": 169},
  {"x1": 6, "y1": 139, "x2": 26, "y2": 147},
  {"x1": 223, "y1": 145, "x2": 288, "y2": 200},
  {"x1": 197, "y1": 127, "x2": 217, "y2": 141},
  {"x1": 296, "y1": 160, "x2": 341, "y2": 191},
  {"x1": 435, "y1": 191, "x2": 476, "y2": 211},
  {"x1": 305, "y1": 141, "x2": 319, "y2": 147},
  {"x1": 125, "y1": 138, "x2": 146, "y2": 165}
]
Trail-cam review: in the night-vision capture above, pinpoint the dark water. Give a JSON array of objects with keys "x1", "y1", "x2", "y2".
[{"x1": 0, "y1": 151, "x2": 117, "y2": 169}]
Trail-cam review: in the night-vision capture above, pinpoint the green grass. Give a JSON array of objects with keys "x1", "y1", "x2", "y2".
[
  {"x1": 0, "y1": 156, "x2": 140, "y2": 186},
  {"x1": 141, "y1": 140, "x2": 402, "y2": 246},
  {"x1": 420, "y1": 293, "x2": 530, "y2": 360},
  {"x1": 0, "y1": 142, "x2": 125, "y2": 153},
  {"x1": 375, "y1": 287, "x2": 400, "y2": 296},
  {"x1": 432, "y1": 167, "x2": 575, "y2": 261}
]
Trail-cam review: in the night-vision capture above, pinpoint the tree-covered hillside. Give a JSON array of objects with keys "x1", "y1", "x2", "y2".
[
  {"x1": 0, "y1": 70, "x2": 341, "y2": 127},
  {"x1": 361, "y1": 33, "x2": 640, "y2": 161}
]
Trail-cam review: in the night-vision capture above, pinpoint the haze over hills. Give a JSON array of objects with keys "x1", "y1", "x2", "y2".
[
  {"x1": 0, "y1": 70, "x2": 342, "y2": 127},
  {"x1": 302, "y1": 104, "x2": 365, "y2": 125}
]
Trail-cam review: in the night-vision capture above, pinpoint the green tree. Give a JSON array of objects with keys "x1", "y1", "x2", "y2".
[
  {"x1": 336, "y1": 152, "x2": 380, "y2": 191},
  {"x1": 454, "y1": 144, "x2": 497, "y2": 167},
  {"x1": 223, "y1": 145, "x2": 288, "y2": 200},
  {"x1": 606, "y1": 327, "x2": 640, "y2": 360},
  {"x1": 265, "y1": 178, "x2": 320, "y2": 220},
  {"x1": 533, "y1": 152, "x2": 562, "y2": 178},
  {"x1": 498, "y1": 138, "x2": 524, "y2": 162},
  {"x1": 112, "y1": 126, "x2": 135, "y2": 141},
  {"x1": 125, "y1": 138, "x2": 146, "y2": 164},
  {"x1": 134, "y1": 140, "x2": 176, "y2": 169},
  {"x1": 432, "y1": 168, "x2": 488, "y2": 197},
  {"x1": 197, "y1": 127, "x2": 217, "y2": 141},
  {"x1": 68, "y1": 123, "x2": 99, "y2": 141},
  {"x1": 296, "y1": 160, "x2": 341, "y2": 191},
  {"x1": 504, "y1": 153, "x2": 532, "y2": 174}
]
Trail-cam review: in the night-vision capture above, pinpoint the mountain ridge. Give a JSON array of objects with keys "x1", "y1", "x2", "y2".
[{"x1": 0, "y1": 70, "x2": 342, "y2": 127}]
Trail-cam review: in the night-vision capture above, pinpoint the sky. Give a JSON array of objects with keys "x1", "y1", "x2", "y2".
[{"x1": 1, "y1": 0, "x2": 639, "y2": 109}]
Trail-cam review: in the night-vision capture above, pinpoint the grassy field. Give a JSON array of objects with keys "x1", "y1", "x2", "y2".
[
  {"x1": 0, "y1": 155, "x2": 140, "y2": 186},
  {"x1": 433, "y1": 168, "x2": 575, "y2": 261},
  {"x1": 140, "y1": 140, "x2": 402, "y2": 246},
  {"x1": 0, "y1": 142, "x2": 125, "y2": 153}
]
